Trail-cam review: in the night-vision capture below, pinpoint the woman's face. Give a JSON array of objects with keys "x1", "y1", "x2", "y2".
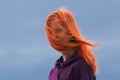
[
  {"x1": 50, "y1": 17, "x2": 73, "y2": 42},
  {"x1": 46, "y1": 14, "x2": 79, "y2": 53}
]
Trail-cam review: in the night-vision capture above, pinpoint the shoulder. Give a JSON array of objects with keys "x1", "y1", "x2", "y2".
[
  {"x1": 72, "y1": 58, "x2": 93, "y2": 74},
  {"x1": 72, "y1": 58, "x2": 95, "y2": 80},
  {"x1": 73, "y1": 58, "x2": 90, "y2": 69}
]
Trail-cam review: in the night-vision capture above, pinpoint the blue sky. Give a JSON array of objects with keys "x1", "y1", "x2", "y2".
[{"x1": 0, "y1": 0, "x2": 120, "y2": 80}]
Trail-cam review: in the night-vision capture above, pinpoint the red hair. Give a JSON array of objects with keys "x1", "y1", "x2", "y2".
[{"x1": 45, "y1": 8, "x2": 98, "y2": 75}]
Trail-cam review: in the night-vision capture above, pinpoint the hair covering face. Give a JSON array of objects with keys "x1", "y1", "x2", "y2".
[
  {"x1": 45, "y1": 8, "x2": 98, "y2": 75},
  {"x1": 46, "y1": 9, "x2": 80, "y2": 52}
]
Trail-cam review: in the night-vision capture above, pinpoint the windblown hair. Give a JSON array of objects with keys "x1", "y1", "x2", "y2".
[{"x1": 45, "y1": 8, "x2": 98, "y2": 75}]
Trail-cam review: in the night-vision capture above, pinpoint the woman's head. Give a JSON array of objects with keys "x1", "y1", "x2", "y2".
[
  {"x1": 45, "y1": 7, "x2": 98, "y2": 75},
  {"x1": 45, "y1": 8, "x2": 80, "y2": 52}
]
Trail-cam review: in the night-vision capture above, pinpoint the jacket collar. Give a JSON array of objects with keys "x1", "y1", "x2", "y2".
[{"x1": 55, "y1": 52, "x2": 82, "y2": 68}]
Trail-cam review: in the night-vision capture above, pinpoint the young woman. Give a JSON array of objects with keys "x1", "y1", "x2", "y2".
[{"x1": 45, "y1": 8, "x2": 98, "y2": 80}]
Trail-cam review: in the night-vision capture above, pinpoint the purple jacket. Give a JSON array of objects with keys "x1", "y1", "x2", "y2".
[{"x1": 49, "y1": 53, "x2": 96, "y2": 80}]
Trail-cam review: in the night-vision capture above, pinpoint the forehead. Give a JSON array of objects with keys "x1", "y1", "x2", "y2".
[
  {"x1": 47, "y1": 13, "x2": 61, "y2": 25},
  {"x1": 47, "y1": 14, "x2": 64, "y2": 27},
  {"x1": 46, "y1": 12, "x2": 72, "y2": 35}
]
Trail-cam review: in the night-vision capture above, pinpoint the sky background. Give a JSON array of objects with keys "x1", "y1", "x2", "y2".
[{"x1": 0, "y1": 0, "x2": 120, "y2": 80}]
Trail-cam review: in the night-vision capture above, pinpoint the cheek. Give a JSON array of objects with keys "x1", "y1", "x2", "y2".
[
  {"x1": 52, "y1": 28, "x2": 72, "y2": 40},
  {"x1": 55, "y1": 32, "x2": 66, "y2": 38},
  {"x1": 62, "y1": 31, "x2": 72, "y2": 39},
  {"x1": 54, "y1": 34, "x2": 61, "y2": 39}
]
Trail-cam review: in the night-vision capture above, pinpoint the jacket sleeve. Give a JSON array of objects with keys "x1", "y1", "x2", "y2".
[{"x1": 73, "y1": 59, "x2": 96, "y2": 80}]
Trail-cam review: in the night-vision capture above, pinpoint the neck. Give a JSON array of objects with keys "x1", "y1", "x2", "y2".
[{"x1": 62, "y1": 51, "x2": 75, "y2": 62}]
